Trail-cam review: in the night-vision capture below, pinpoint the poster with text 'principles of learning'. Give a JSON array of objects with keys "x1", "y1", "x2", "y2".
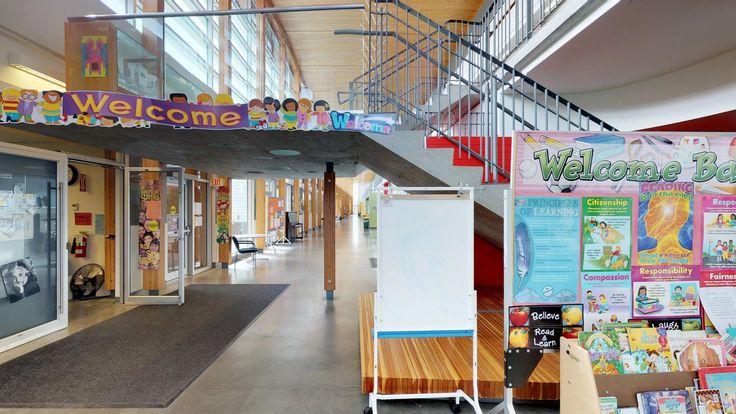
[
  {"x1": 513, "y1": 196, "x2": 580, "y2": 304},
  {"x1": 581, "y1": 197, "x2": 632, "y2": 272}
]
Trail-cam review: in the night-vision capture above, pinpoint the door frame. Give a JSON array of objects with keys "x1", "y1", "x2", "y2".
[
  {"x1": 123, "y1": 166, "x2": 185, "y2": 305},
  {"x1": 185, "y1": 175, "x2": 210, "y2": 276},
  {"x1": 0, "y1": 142, "x2": 68, "y2": 353}
]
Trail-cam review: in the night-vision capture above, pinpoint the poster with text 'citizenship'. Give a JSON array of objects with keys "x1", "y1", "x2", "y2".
[
  {"x1": 632, "y1": 265, "x2": 700, "y2": 318},
  {"x1": 581, "y1": 271, "x2": 632, "y2": 331},
  {"x1": 702, "y1": 196, "x2": 736, "y2": 269},
  {"x1": 581, "y1": 197, "x2": 632, "y2": 272},
  {"x1": 637, "y1": 182, "x2": 694, "y2": 266},
  {"x1": 513, "y1": 196, "x2": 580, "y2": 304}
]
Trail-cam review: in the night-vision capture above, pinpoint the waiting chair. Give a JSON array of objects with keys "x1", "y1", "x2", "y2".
[{"x1": 232, "y1": 236, "x2": 258, "y2": 265}]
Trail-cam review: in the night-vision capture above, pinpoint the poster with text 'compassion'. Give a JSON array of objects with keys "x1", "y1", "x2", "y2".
[
  {"x1": 581, "y1": 271, "x2": 632, "y2": 331},
  {"x1": 511, "y1": 131, "x2": 736, "y2": 311},
  {"x1": 513, "y1": 196, "x2": 580, "y2": 304}
]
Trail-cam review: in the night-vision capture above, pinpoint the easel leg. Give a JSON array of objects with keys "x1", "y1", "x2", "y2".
[{"x1": 486, "y1": 388, "x2": 515, "y2": 414}]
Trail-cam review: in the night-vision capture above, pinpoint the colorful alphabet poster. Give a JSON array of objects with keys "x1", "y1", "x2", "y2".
[
  {"x1": 581, "y1": 197, "x2": 632, "y2": 271},
  {"x1": 632, "y1": 266, "x2": 700, "y2": 318},
  {"x1": 637, "y1": 182, "x2": 694, "y2": 266},
  {"x1": 81, "y1": 35, "x2": 108, "y2": 78},
  {"x1": 268, "y1": 197, "x2": 284, "y2": 231},
  {"x1": 581, "y1": 272, "x2": 632, "y2": 331},
  {"x1": 513, "y1": 196, "x2": 580, "y2": 304},
  {"x1": 702, "y1": 196, "x2": 736, "y2": 269}
]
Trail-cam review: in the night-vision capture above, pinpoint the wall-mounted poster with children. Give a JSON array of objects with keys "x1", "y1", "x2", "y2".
[
  {"x1": 138, "y1": 177, "x2": 161, "y2": 270},
  {"x1": 701, "y1": 196, "x2": 736, "y2": 269},
  {"x1": 581, "y1": 271, "x2": 632, "y2": 330},
  {"x1": 632, "y1": 266, "x2": 700, "y2": 318},
  {"x1": 581, "y1": 197, "x2": 632, "y2": 271}
]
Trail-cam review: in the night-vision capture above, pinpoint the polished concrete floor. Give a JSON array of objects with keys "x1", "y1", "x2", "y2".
[{"x1": 0, "y1": 216, "x2": 559, "y2": 414}]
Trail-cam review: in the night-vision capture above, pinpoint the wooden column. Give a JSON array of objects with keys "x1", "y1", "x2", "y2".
[
  {"x1": 311, "y1": 178, "x2": 317, "y2": 231},
  {"x1": 216, "y1": 177, "x2": 232, "y2": 267},
  {"x1": 292, "y1": 178, "x2": 300, "y2": 217},
  {"x1": 324, "y1": 164, "x2": 336, "y2": 298},
  {"x1": 104, "y1": 150, "x2": 117, "y2": 291},
  {"x1": 302, "y1": 178, "x2": 310, "y2": 233},
  {"x1": 318, "y1": 179, "x2": 323, "y2": 228},
  {"x1": 255, "y1": 179, "x2": 266, "y2": 249}
]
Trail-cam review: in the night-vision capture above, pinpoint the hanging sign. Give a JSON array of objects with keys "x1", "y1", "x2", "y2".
[{"x1": 210, "y1": 177, "x2": 226, "y2": 187}]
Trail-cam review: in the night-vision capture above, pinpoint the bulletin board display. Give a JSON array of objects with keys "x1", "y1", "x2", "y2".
[
  {"x1": 511, "y1": 131, "x2": 736, "y2": 330},
  {"x1": 377, "y1": 191, "x2": 474, "y2": 333},
  {"x1": 267, "y1": 197, "x2": 285, "y2": 231}
]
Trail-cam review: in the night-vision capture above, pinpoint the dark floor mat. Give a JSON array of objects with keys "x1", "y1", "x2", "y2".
[{"x1": 0, "y1": 283, "x2": 288, "y2": 408}]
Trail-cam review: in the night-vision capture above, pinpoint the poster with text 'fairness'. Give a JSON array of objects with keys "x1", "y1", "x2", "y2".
[
  {"x1": 513, "y1": 196, "x2": 580, "y2": 304},
  {"x1": 637, "y1": 182, "x2": 694, "y2": 266},
  {"x1": 581, "y1": 272, "x2": 631, "y2": 331},
  {"x1": 632, "y1": 266, "x2": 700, "y2": 318},
  {"x1": 513, "y1": 131, "x2": 736, "y2": 196},
  {"x1": 581, "y1": 197, "x2": 632, "y2": 271},
  {"x1": 702, "y1": 196, "x2": 736, "y2": 269}
]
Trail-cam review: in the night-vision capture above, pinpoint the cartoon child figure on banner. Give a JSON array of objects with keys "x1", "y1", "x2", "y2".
[
  {"x1": 18, "y1": 89, "x2": 38, "y2": 123},
  {"x1": 281, "y1": 98, "x2": 298, "y2": 130},
  {"x1": 215, "y1": 94, "x2": 234, "y2": 106},
  {"x1": 41, "y1": 91, "x2": 63, "y2": 124},
  {"x1": 297, "y1": 98, "x2": 311, "y2": 130},
  {"x1": 2, "y1": 87, "x2": 21, "y2": 122},
  {"x1": 263, "y1": 97, "x2": 280, "y2": 129},
  {"x1": 313, "y1": 100, "x2": 331, "y2": 131},
  {"x1": 197, "y1": 93, "x2": 213, "y2": 105},
  {"x1": 248, "y1": 99, "x2": 266, "y2": 129}
]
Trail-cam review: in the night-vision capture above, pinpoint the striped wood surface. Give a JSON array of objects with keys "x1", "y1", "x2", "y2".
[{"x1": 359, "y1": 291, "x2": 560, "y2": 400}]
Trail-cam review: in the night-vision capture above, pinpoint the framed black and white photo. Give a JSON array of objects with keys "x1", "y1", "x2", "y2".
[{"x1": 1, "y1": 258, "x2": 41, "y2": 304}]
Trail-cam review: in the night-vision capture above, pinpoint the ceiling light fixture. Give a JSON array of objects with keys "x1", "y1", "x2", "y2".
[
  {"x1": 269, "y1": 149, "x2": 301, "y2": 156},
  {"x1": 7, "y1": 63, "x2": 66, "y2": 89}
]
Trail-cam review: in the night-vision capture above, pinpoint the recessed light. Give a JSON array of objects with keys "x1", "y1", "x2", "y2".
[
  {"x1": 269, "y1": 149, "x2": 301, "y2": 156},
  {"x1": 245, "y1": 170, "x2": 263, "y2": 174}
]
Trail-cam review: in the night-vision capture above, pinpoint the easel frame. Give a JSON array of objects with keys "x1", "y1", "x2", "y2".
[{"x1": 367, "y1": 187, "x2": 482, "y2": 414}]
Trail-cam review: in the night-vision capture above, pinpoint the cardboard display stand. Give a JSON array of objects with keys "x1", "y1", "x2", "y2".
[
  {"x1": 367, "y1": 187, "x2": 481, "y2": 414},
  {"x1": 560, "y1": 337, "x2": 698, "y2": 413}
]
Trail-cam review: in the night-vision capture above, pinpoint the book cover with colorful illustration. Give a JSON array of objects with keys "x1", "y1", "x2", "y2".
[
  {"x1": 637, "y1": 182, "x2": 694, "y2": 266},
  {"x1": 679, "y1": 339, "x2": 727, "y2": 371},
  {"x1": 582, "y1": 197, "x2": 632, "y2": 271},
  {"x1": 598, "y1": 396, "x2": 617, "y2": 414},
  {"x1": 695, "y1": 389, "x2": 724, "y2": 414},
  {"x1": 627, "y1": 327, "x2": 677, "y2": 373},
  {"x1": 578, "y1": 331, "x2": 625, "y2": 375},
  {"x1": 638, "y1": 390, "x2": 693, "y2": 414}
]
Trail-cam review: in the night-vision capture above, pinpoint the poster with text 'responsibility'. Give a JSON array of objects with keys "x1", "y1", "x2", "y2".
[
  {"x1": 702, "y1": 196, "x2": 736, "y2": 269},
  {"x1": 581, "y1": 197, "x2": 632, "y2": 272},
  {"x1": 513, "y1": 196, "x2": 580, "y2": 304},
  {"x1": 632, "y1": 265, "x2": 700, "y2": 318},
  {"x1": 581, "y1": 271, "x2": 632, "y2": 331},
  {"x1": 637, "y1": 182, "x2": 694, "y2": 266}
]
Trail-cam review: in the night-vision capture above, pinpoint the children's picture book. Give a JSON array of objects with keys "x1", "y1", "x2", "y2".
[
  {"x1": 627, "y1": 327, "x2": 677, "y2": 373},
  {"x1": 695, "y1": 389, "x2": 724, "y2": 414},
  {"x1": 679, "y1": 339, "x2": 727, "y2": 371},
  {"x1": 618, "y1": 408, "x2": 640, "y2": 414},
  {"x1": 668, "y1": 330, "x2": 708, "y2": 370},
  {"x1": 578, "y1": 331, "x2": 625, "y2": 375},
  {"x1": 699, "y1": 367, "x2": 736, "y2": 414},
  {"x1": 638, "y1": 390, "x2": 693, "y2": 414},
  {"x1": 599, "y1": 396, "x2": 617, "y2": 414}
]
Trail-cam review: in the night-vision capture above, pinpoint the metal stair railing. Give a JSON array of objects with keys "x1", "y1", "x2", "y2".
[{"x1": 357, "y1": 0, "x2": 615, "y2": 184}]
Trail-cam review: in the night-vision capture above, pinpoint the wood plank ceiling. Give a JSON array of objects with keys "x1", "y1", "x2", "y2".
[{"x1": 270, "y1": 0, "x2": 484, "y2": 109}]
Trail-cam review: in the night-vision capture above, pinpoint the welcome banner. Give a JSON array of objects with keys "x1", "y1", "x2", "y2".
[{"x1": 0, "y1": 88, "x2": 395, "y2": 134}]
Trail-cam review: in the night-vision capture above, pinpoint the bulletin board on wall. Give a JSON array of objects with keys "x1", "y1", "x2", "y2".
[
  {"x1": 509, "y1": 131, "x2": 736, "y2": 342},
  {"x1": 268, "y1": 197, "x2": 284, "y2": 231}
]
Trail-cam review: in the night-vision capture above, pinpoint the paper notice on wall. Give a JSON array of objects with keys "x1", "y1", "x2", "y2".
[
  {"x1": 699, "y1": 287, "x2": 736, "y2": 335},
  {"x1": 193, "y1": 202, "x2": 202, "y2": 216}
]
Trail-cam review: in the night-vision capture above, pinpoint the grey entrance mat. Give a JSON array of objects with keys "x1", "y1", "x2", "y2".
[{"x1": 0, "y1": 283, "x2": 288, "y2": 408}]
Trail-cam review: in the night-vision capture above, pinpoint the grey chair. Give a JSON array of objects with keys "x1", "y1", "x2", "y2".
[{"x1": 232, "y1": 236, "x2": 258, "y2": 265}]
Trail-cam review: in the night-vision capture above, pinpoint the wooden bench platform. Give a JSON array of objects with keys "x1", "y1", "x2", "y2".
[{"x1": 359, "y1": 290, "x2": 560, "y2": 400}]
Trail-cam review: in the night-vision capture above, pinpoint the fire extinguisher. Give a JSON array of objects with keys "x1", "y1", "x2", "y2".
[{"x1": 72, "y1": 234, "x2": 88, "y2": 258}]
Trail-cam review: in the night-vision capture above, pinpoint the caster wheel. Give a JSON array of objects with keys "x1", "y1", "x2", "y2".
[
  {"x1": 363, "y1": 407, "x2": 373, "y2": 414},
  {"x1": 450, "y1": 402, "x2": 462, "y2": 413}
]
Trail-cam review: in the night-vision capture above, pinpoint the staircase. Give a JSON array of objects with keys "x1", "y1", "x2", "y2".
[{"x1": 340, "y1": 0, "x2": 616, "y2": 244}]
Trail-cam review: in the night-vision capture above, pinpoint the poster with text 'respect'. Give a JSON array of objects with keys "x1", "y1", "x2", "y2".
[
  {"x1": 632, "y1": 265, "x2": 700, "y2": 318},
  {"x1": 582, "y1": 197, "x2": 632, "y2": 272},
  {"x1": 581, "y1": 271, "x2": 632, "y2": 331},
  {"x1": 702, "y1": 196, "x2": 736, "y2": 269},
  {"x1": 513, "y1": 196, "x2": 580, "y2": 304},
  {"x1": 637, "y1": 182, "x2": 694, "y2": 266}
]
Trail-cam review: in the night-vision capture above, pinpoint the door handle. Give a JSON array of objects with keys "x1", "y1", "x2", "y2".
[
  {"x1": 183, "y1": 225, "x2": 192, "y2": 236},
  {"x1": 105, "y1": 234, "x2": 116, "y2": 240}
]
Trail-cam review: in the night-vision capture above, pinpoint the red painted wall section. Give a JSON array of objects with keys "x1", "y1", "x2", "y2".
[
  {"x1": 643, "y1": 109, "x2": 736, "y2": 132},
  {"x1": 475, "y1": 234, "x2": 504, "y2": 288}
]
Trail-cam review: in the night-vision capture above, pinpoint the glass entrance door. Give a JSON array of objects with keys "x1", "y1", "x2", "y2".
[
  {"x1": 0, "y1": 143, "x2": 67, "y2": 352},
  {"x1": 124, "y1": 167, "x2": 184, "y2": 305},
  {"x1": 189, "y1": 179, "x2": 208, "y2": 274}
]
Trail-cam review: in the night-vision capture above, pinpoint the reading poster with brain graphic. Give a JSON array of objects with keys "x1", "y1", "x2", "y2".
[{"x1": 511, "y1": 131, "x2": 736, "y2": 323}]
